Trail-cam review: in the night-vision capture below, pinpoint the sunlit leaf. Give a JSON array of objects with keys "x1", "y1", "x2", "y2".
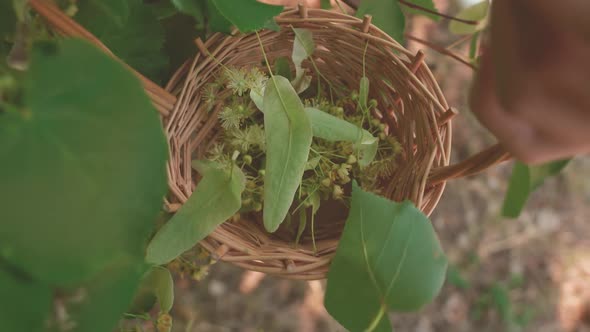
[
  {"x1": 449, "y1": 1, "x2": 489, "y2": 35},
  {"x1": 208, "y1": 0, "x2": 283, "y2": 33},
  {"x1": 401, "y1": 0, "x2": 440, "y2": 21},
  {"x1": 263, "y1": 75, "x2": 313, "y2": 232},
  {"x1": 356, "y1": 0, "x2": 405, "y2": 42},
  {"x1": 146, "y1": 161, "x2": 245, "y2": 265},
  {"x1": 325, "y1": 183, "x2": 447, "y2": 331},
  {"x1": 0, "y1": 265, "x2": 51, "y2": 332},
  {"x1": 502, "y1": 160, "x2": 570, "y2": 218},
  {"x1": 0, "y1": 39, "x2": 168, "y2": 285},
  {"x1": 304, "y1": 107, "x2": 378, "y2": 167}
]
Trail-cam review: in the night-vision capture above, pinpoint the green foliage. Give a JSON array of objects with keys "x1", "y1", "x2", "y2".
[
  {"x1": 263, "y1": 75, "x2": 313, "y2": 232},
  {"x1": 320, "y1": 0, "x2": 332, "y2": 9},
  {"x1": 208, "y1": 0, "x2": 283, "y2": 33},
  {"x1": 449, "y1": 0, "x2": 489, "y2": 35},
  {"x1": 401, "y1": 0, "x2": 440, "y2": 21},
  {"x1": 502, "y1": 160, "x2": 570, "y2": 218},
  {"x1": 171, "y1": 0, "x2": 205, "y2": 20},
  {"x1": 325, "y1": 182, "x2": 447, "y2": 331},
  {"x1": 131, "y1": 267, "x2": 175, "y2": 314},
  {"x1": 0, "y1": 1, "x2": 17, "y2": 39},
  {"x1": 56, "y1": 258, "x2": 148, "y2": 332},
  {"x1": 0, "y1": 264, "x2": 52, "y2": 332},
  {"x1": 356, "y1": 0, "x2": 406, "y2": 42},
  {"x1": 146, "y1": 161, "x2": 245, "y2": 265},
  {"x1": 75, "y1": 0, "x2": 168, "y2": 81},
  {"x1": 0, "y1": 39, "x2": 168, "y2": 285}
]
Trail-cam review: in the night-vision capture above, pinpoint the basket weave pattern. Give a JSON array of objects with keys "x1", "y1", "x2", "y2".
[{"x1": 30, "y1": 1, "x2": 511, "y2": 280}]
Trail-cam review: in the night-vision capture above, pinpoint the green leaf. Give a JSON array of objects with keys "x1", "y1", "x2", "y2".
[
  {"x1": 449, "y1": 1, "x2": 489, "y2": 35},
  {"x1": 146, "y1": 161, "x2": 245, "y2": 265},
  {"x1": 0, "y1": 1, "x2": 16, "y2": 40},
  {"x1": 0, "y1": 39, "x2": 168, "y2": 285},
  {"x1": 401, "y1": 0, "x2": 440, "y2": 21},
  {"x1": 491, "y1": 283, "x2": 512, "y2": 323},
  {"x1": 502, "y1": 162, "x2": 531, "y2": 218},
  {"x1": 208, "y1": 0, "x2": 283, "y2": 33},
  {"x1": 0, "y1": 265, "x2": 52, "y2": 332},
  {"x1": 274, "y1": 57, "x2": 292, "y2": 80},
  {"x1": 502, "y1": 160, "x2": 570, "y2": 218},
  {"x1": 131, "y1": 267, "x2": 174, "y2": 314},
  {"x1": 320, "y1": 0, "x2": 332, "y2": 9},
  {"x1": 75, "y1": 0, "x2": 168, "y2": 82},
  {"x1": 291, "y1": 28, "x2": 315, "y2": 94},
  {"x1": 325, "y1": 183, "x2": 447, "y2": 331},
  {"x1": 263, "y1": 75, "x2": 313, "y2": 232},
  {"x1": 304, "y1": 107, "x2": 378, "y2": 167},
  {"x1": 356, "y1": 0, "x2": 405, "y2": 42},
  {"x1": 62, "y1": 258, "x2": 148, "y2": 332},
  {"x1": 206, "y1": 0, "x2": 232, "y2": 34}
]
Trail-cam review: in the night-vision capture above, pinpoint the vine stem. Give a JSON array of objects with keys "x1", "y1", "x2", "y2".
[
  {"x1": 364, "y1": 306, "x2": 386, "y2": 332},
  {"x1": 405, "y1": 34, "x2": 477, "y2": 70},
  {"x1": 398, "y1": 0, "x2": 478, "y2": 25}
]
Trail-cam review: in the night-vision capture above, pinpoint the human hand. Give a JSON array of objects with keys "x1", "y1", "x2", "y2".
[{"x1": 469, "y1": 0, "x2": 590, "y2": 164}]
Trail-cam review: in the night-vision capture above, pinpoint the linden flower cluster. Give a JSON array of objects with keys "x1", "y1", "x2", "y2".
[{"x1": 199, "y1": 64, "x2": 402, "y2": 238}]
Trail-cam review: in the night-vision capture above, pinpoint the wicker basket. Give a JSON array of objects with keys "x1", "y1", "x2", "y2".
[{"x1": 31, "y1": 1, "x2": 510, "y2": 280}]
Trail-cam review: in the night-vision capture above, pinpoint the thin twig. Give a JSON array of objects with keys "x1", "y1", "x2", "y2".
[
  {"x1": 405, "y1": 34, "x2": 477, "y2": 70},
  {"x1": 398, "y1": 0, "x2": 478, "y2": 25}
]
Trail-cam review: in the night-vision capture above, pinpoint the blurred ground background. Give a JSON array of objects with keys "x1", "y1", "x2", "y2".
[{"x1": 162, "y1": 0, "x2": 590, "y2": 331}]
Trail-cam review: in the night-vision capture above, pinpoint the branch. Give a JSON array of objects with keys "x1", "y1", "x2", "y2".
[{"x1": 398, "y1": 0, "x2": 478, "y2": 25}]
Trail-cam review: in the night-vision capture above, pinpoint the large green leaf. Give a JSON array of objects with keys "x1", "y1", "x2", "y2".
[
  {"x1": 502, "y1": 160, "x2": 570, "y2": 218},
  {"x1": 206, "y1": 0, "x2": 232, "y2": 34},
  {"x1": 0, "y1": 39, "x2": 168, "y2": 285},
  {"x1": 75, "y1": 0, "x2": 168, "y2": 81},
  {"x1": 58, "y1": 258, "x2": 148, "y2": 332},
  {"x1": 208, "y1": 0, "x2": 283, "y2": 33},
  {"x1": 0, "y1": 1, "x2": 16, "y2": 40},
  {"x1": 401, "y1": 0, "x2": 441, "y2": 21},
  {"x1": 449, "y1": 1, "x2": 489, "y2": 35},
  {"x1": 263, "y1": 75, "x2": 313, "y2": 232},
  {"x1": 325, "y1": 183, "x2": 447, "y2": 331},
  {"x1": 171, "y1": 0, "x2": 205, "y2": 20},
  {"x1": 304, "y1": 107, "x2": 378, "y2": 167},
  {"x1": 0, "y1": 265, "x2": 52, "y2": 332},
  {"x1": 291, "y1": 28, "x2": 314, "y2": 93},
  {"x1": 146, "y1": 161, "x2": 245, "y2": 265},
  {"x1": 356, "y1": 0, "x2": 406, "y2": 42}
]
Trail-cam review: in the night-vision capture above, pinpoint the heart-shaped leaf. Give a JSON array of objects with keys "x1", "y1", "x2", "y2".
[
  {"x1": 0, "y1": 39, "x2": 168, "y2": 285},
  {"x1": 146, "y1": 161, "x2": 245, "y2": 265},
  {"x1": 208, "y1": 0, "x2": 283, "y2": 33},
  {"x1": 356, "y1": 0, "x2": 406, "y2": 42},
  {"x1": 0, "y1": 265, "x2": 52, "y2": 332},
  {"x1": 325, "y1": 182, "x2": 447, "y2": 331},
  {"x1": 263, "y1": 75, "x2": 313, "y2": 232}
]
